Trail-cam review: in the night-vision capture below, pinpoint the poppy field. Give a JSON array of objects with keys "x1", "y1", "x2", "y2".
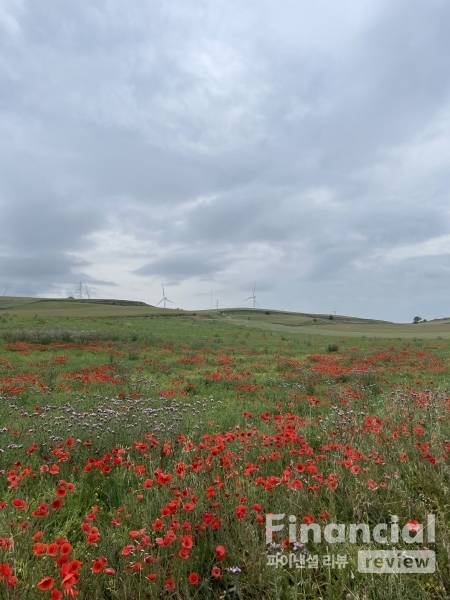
[{"x1": 1, "y1": 310, "x2": 450, "y2": 599}]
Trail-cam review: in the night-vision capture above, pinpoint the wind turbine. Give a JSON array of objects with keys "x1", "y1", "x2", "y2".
[
  {"x1": 157, "y1": 283, "x2": 173, "y2": 309},
  {"x1": 243, "y1": 283, "x2": 258, "y2": 309}
]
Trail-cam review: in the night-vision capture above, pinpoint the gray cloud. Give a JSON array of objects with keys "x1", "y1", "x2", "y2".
[
  {"x1": 135, "y1": 247, "x2": 226, "y2": 280},
  {"x1": 0, "y1": 254, "x2": 89, "y2": 280},
  {"x1": 0, "y1": 0, "x2": 449, "y2": 319}
]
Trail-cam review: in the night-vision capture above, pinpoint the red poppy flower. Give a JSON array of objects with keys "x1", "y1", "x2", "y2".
[
  {"x1": 7, "y1": 575, "x2": 18, "y2": 587},
  {"x1": 129, "y1": 530, "x2": 141, "y2": 539},
  {"x1": 12, "y1": 499, "x2": 26, "y2": 510},
  {"x1": 181, "y1": 535, "x2": 193, "y2": 549},
  {"x1": 33, "y1": 543, "x2": 48, "y2": 556},
  {"x1": 61, "y1": 573, "x2": 77, "y2": 587},
  {"x1": 32, "y1": 502, "x2": 49, "y2": 518},
  {"x1": 91, "y1": 558, "x2": 107, "y2": 573},
  {"x1": 47, "y1": 543, "x2": 59, "y2": 556},
  {"x1": 60, "y1": 542, "x2": 72, "y2": 555},
  {"x1": 0, "y1": 564, "x2": 13, "y2": 577},
  {"x1": 215, "y1": 545, "x2": 226, "y2": 561},
  {"x1": 188, "y1": 573, "x2": 200, "y2": 584},
  {"x1": 37, "y1": 577, "x2": 54, "y2": 591},
  {"x1": 121, "y1": 545, "x2": 134, "y2": 557},
  {"x1": 211, "y1": 566, "x2": 222, "y2": 578},
  {"x1": 164, "y1": 578, "x2": 175, "y2": 589},
  {"x1": 0, "y1": 538, "x2": 12, "y2": 550},
  {"x1": 61, "y1": 559, "x2": 83, "y2": 575},
  {"x1": 406, "y1": 520, "x2": 421, "y2": 532}
]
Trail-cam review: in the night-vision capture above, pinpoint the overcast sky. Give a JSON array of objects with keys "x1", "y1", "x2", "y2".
[{"x1": 1, "y1": 0, "x2": 450, "y2": 322}]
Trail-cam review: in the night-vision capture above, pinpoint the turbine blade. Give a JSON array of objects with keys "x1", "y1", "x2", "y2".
[
  {"x1": 156, "y1": 299, "x2": 163, "y2": 306},
  {"x1": 243, "y1": 296, "x2": 252, "y2": 301},
  {"x1": 166, "y1": 298, "x2": 174, "y2": 304}
]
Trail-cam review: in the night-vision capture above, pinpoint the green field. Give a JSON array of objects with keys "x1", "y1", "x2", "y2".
[
  {"x1": 1, "y1": 296, "x2": 449, "y2": 339},
  {"x1": 0, "y1": 298, "x2": 449, "y2": 599}
]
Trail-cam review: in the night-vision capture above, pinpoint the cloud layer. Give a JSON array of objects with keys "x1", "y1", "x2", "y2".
[{"x1": 1, "y1": 0, "x2": 449, "y2": 321}]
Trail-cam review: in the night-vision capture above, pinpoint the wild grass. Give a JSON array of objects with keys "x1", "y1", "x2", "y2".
[{"x1": 0, "y1": 313, "x2": 450, "y2": 598}]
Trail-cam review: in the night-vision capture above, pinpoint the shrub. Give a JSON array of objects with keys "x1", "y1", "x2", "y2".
[{"x1": 327, "y1": 343, "x2": 339, "y2": 352}]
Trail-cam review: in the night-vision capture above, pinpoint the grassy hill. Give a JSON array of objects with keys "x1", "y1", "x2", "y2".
[
  {"x1": 204, "y1": 308, "x2": 450, "y2": 339},
  {"x1": 0, "y1": 296, "x2": 176, "y2": 317},
  {"x1": 0, "y1": 296, "x2": 449, "y2": 338}
]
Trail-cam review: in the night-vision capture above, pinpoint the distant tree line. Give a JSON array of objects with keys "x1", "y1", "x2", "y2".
[{"x1": 413, "y1": 316, "x2": 427, "y2": 323}]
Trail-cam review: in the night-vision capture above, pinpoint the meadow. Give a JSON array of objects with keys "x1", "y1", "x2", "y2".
[{"x1": 1, "y1": 300, "x2": 450, "y2": 599}]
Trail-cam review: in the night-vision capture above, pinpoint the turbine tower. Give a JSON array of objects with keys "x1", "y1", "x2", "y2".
[
  {"x1": 243, "y1": 282, "x2": 258, "y2": 309},
  {"x1": 157, "y1": 283, "x2": 173, "y2": 309}
]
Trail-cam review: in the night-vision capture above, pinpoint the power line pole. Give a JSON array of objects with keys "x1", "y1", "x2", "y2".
[
  {"x1": 215, "y1": 300, "x2": 219, "y2": 309},
  {"x1": 78, "y1": 282, "x2": 83, "y2": 299}
]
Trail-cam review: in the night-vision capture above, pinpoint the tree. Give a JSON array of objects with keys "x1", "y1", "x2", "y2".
[{"x1": 413, "y1": 316, "x2": 422, "y2": 324}]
